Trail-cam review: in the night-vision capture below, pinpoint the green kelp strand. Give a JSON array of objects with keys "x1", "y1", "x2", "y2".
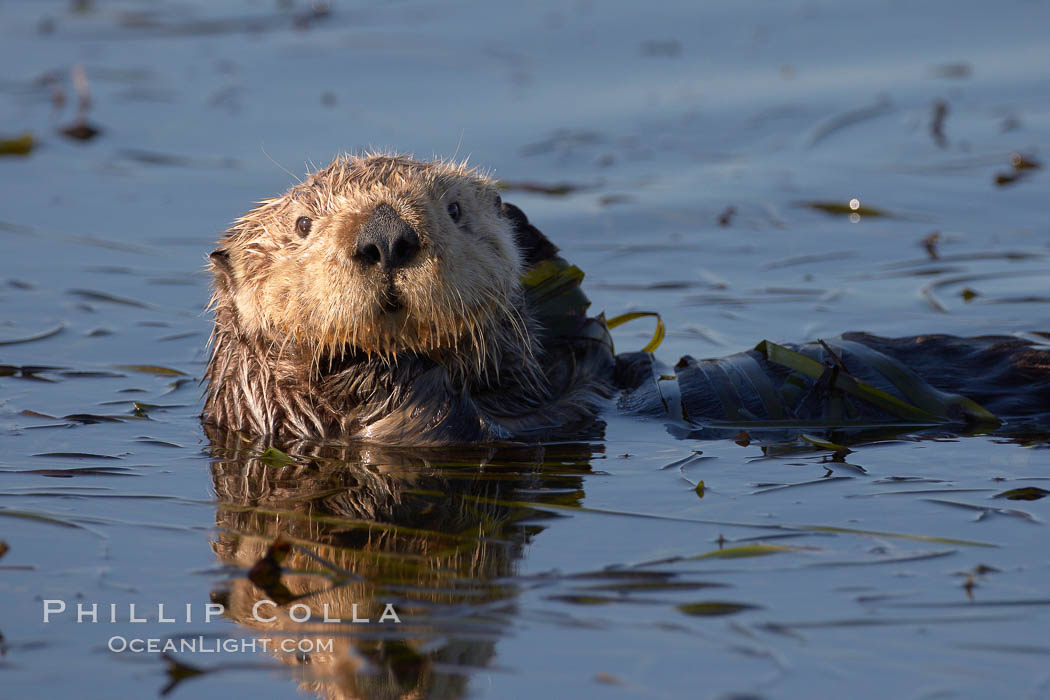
[
  {"x1": 755, "y1": 340, "x2": 945, "y2": 423},
  {"x1": 606, "y1": 311, "x2": 666, "y2": 353}
]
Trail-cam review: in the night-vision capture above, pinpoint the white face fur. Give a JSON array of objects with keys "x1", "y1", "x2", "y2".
[{"x1": 213, "y1": 156, "x2": 524, "y2": 361}]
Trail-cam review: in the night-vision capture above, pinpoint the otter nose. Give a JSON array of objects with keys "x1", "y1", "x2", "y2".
[{"x1": 354, "y1": 203, "x2": 421, "y2": 272}]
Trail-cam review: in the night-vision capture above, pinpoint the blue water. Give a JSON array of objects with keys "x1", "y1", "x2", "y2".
[{"x1": 1, "y1": 1, "x2": 1049, "y2": 698}]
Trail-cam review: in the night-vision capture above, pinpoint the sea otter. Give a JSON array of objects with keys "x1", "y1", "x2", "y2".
[
  {"x1": 204, "y1": 154, "x2": 1050, "y2": 445},
  {"x1": 204, "y1": 154, "x2": 613, "y2": 444}
]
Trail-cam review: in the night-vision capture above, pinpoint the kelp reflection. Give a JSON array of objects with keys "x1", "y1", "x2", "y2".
[{"x1": 206, "y1": 426, "x2": 602, "y2": 698}]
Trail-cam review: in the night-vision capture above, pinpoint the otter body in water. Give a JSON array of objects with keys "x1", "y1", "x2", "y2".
[
  {"x1": 204, "y1": 155, "x2": 1050, "y2": 445},
  {"x1": 205, "y1": 155, "x2": 611, "y2": 444}
]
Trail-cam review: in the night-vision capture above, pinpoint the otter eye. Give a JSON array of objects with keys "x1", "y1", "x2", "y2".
[
  {"x1": 494, "y1": 195, "x2": 502, "y2": 211},
  {"x1": 295, "y1": 216, "x2": 312, "y2": 237},
  {"x1": 447, "y1": 202, "x2": 461, "y2": 222}
]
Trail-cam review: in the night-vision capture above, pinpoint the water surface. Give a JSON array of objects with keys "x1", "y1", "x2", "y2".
[{"x1": 1, "y1": 1, "x2": 1049, "y2": 698}]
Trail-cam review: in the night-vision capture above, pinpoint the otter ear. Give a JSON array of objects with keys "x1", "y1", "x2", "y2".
[
  {"x1": 209, "y1": 248, "x2": 236, "y2": 292},
  {"x1": 501, "y1": 202, "x2": 559, "y2": 269}
]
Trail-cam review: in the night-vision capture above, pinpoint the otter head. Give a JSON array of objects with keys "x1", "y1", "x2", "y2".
[{"x1": 209, "y1": 154, "x2": 524, "y2": 365}]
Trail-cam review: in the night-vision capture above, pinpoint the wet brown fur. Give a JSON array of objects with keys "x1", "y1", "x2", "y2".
[{"x1": 204, "y1": 154, "x2": 607, "y2": 445}]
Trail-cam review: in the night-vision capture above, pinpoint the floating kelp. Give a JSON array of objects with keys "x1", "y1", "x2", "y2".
[
  {"x1": 605, "y1": 311, "x2": 665, "y2": 353},
  {"x1": 117, "y1": 364, "x2": 187, "y2": 376},
  {"x1": 60, "y1": 121, "x2": 101, "y2": 141},
  {"x1": 689, "y1": 543, "x2": 806, "y2": 560},
  {"x1": 32, "y1": 451, "x2": 122, "y2": 459},
  {"x1": 520, "y1": 258, "x2": 588, "y2": 316},
  {"x1": 755, "y1": 339, "x2": 997, "y2": 425},
  {"x1": 752, "y1": 476, "x2": 854, "y2": 495},
  {"x1": 0, "y1": 323, "x2": 65, "y2": 345},
  {"x1": 618, "y1": 334, "x2": 1000, "y2": 443},
  {"x1": 994, "y1": 152, "x2": 1041, "y2": 186},
  {"x1": 497, "y1": 180, "x2": 588, "y2": 196},
  {"x1": 61, "y1": 413, "x2": 127, "y2": 423},
  {"x1": 932, "y1": 62, "x2": 973, "y2": 79},
  {"x1": 0, "y1": 364, "x2": 63, "y2": 379},
  {"x1": 69, "y1": 288, "x2": 150, "y2": 308},
  {"x1": 23, "y1": 466, "x2": 137, "y2": 478},
  {"x1": 993, "y1": 487, "x2": 1049, "y2": 501},
  {"x1": 677, "y1": 601, "x2": 759, "y2": 616},
  {"x1": 119, "y1": 149, "x2": 238, "y2": 169},
  {"x1": 717, "y1": 205, "x2": 736, "y2": 226},
  {"x1": 574, "y1": 579, "x2": 725, "y2": 593},
  {"x1": 0, "y1": 132, "x2": 34, "y2": 156},
  {"x1": 796, "y1": 525, "x2": 994, "y2": 547},
  {"x1": 545, "y1": 594, "x2": 617, "y2": 605},
  {"x1": 112, "y1": 3, "x2": 333, "y2": 38},
  {"x1": 798, "y1": 199, "x2": 890, "y2": 218},
  {"x1": 930, "y1": 99, "x2": 949, "y2": 148},
  {"x1": 922, "y1": 231, "x2": 941, "y2": 259}
]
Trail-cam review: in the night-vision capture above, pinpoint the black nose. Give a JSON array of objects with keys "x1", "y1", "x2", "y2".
[{"x1": 354, "y1": 203, "x2": 421, "y2": 272}]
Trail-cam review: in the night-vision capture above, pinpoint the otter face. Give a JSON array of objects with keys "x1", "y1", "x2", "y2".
[{"x1": 210, "y1": 155, "x2": 523, "y2": 362}]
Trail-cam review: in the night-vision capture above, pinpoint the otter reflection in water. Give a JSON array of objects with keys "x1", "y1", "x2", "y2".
[{"x1": 206, "y1": 425, "x2": 602, "y2": 698}]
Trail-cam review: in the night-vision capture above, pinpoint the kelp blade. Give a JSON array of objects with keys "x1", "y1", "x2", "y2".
[
  {"x1": 606, "y1": 311, "x2": 666, "y2": 353},
  {"x1": 755, "y1": 340, "x2": 941, "y2": 422},
  {"x1": 620, "y1": 337, "x2": 999, "y2": 430},
  {"x1": 754, "y1": 340, "x2": 999, "y2": 426}
]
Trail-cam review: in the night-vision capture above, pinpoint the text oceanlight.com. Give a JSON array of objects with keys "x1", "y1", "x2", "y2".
[{"x1": 108, "y1": 636, "x2": 334, "y2": 654}]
